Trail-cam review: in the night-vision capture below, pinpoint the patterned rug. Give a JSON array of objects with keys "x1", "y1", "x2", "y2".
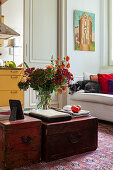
[{"x1": 15, "y1": 122, "x2": 113, "y2": 170}]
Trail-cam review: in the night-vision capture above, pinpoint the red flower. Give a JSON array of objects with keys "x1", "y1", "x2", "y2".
[{"x1": 26, "y1": 67, "x2": 35, "y2": 74}]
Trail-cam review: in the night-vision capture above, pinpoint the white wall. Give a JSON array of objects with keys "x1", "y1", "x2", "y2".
[
  {"x1": 67, "y1": 0, "x2": 101, "y2": 79},
  {"x1": 0, "y1": 0, "x2": 23, "y2": 66}
]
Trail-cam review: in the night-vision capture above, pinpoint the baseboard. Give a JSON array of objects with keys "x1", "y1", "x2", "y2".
[{"x1": 98, "y1": 119, "x2": 113, "y2": 126}]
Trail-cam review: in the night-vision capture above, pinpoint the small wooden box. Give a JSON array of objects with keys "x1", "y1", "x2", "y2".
[
  {"x1": 42, "y1": 116, "x2": 98, "y2": 162},
  {"x1": 0, "y1": 116, "x2": 41, "y2": 169}
]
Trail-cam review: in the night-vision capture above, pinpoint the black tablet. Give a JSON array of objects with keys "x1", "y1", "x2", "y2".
[{"x1": 9, "y1": 100, "x2": 24, "y2": 121}]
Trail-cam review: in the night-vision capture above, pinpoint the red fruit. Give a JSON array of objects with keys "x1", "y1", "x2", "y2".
[
  {"x1": 76, "y1": 105, "x2": 82, "y2": 111},
  {"x1": 71, "y1": 105, "x2": 80, "y2": 113}
]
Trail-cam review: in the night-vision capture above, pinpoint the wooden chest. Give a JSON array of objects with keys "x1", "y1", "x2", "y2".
[
  {"x1": 0, "y1": 116, "x2": 41, "y2": 169},
  {"x1": 42, "y1": 116, "x2": 98, "y2": 162}
]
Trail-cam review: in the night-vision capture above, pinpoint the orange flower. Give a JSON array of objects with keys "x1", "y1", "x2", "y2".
[
  {"x1": 58, "y1": 57, "x2": 60, "y2": 60},
  {"x1": 66, "y1": 56, "x2": 70, "y2": 61},
  {"x1": 62, "y1": 64, "x2": 65, "y2": 69},
  {"x1": 55, "y1": 60, "x2": 58, "y2": 64},
  {"x1": 17, "y1": 64, "x2": 22, "y2": 67},
  {"x1": 46, "y1": 65, "x2": 53, "y2": 69},
  {"x1": 60, "y1": 86, "x2": 67, "y2": 92},
  {"x1": 63, "y1": 89, "x2": 67, "y2": 92},
  {"x1": 57, "y1": 88, "x2": 62, "y2": 94},
  {"x1": 67, "y1": 63, "x2": 70, "y2": 68}
]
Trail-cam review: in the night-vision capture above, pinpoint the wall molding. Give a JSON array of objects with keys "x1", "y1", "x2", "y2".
[
  {"x1": 57, "y1": 0, "x2": 68, "y2": 108},
  {"x1": 100, "y1": 0, "x2": 109, "y2": 69},
  {"x1": 58, "y1": 0, "x2": 67, "y2": 59},
  {"x1": 29, "y1": 0, "x2": 49, "y2": 63},
  {"x1": 29, "y1": 0, "x2": 58, "y2": 64}
]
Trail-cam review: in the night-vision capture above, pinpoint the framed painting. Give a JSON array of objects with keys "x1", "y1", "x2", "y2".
[{"x1": 74, "y1": 10, "x2": 95, "y2": 51}]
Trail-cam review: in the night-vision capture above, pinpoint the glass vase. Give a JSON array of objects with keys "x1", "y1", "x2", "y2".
[{"x1": 35, "y1": 91, "x2": 51, "y2": 110}]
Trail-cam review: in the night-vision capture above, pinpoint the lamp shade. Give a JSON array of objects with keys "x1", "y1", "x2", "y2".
[{"x1": 7, "y1": 38, "x2": 20, "y2": 47}]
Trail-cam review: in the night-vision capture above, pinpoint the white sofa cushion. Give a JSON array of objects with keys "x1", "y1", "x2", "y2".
[
  {"x1": 70, "y1": 92, "x2": 113, "y2": 106},
  {"x1": 83, "y1": 72, "x2": 96, "y2": 80}
]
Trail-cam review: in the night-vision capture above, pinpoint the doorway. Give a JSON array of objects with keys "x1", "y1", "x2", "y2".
[{"x1": 0, "y1": 0, "x2": 23, "y2": 66}]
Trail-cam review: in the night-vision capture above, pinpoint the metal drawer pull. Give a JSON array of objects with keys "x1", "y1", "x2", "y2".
[
  {"x1": 11, "y1": 76, "x2": 18, "y2": 78},
  {"x1": 11, "y1": 70, "x2": 18, "y2": 73},
  {"x1": 21, "y1": 136, "x2": 31, "y2": 144},
  {"x1": 68, "y1": 132, "x2": 81, "y2": 144},
  {"x1": 11, "y1": 91, "x2": 17, "y2": 93}
]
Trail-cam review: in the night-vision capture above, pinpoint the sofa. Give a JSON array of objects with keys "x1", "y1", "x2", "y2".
[
  {"x1": 68, "y1": 91, "x2": 113, "y2": 122},
  {"x1": 67, "y1": 73, "x2": 113, "y2": 123}
]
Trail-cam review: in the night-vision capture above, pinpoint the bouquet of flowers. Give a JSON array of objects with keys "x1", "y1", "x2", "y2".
[{"x1": 18, "y1": 56, "x2": 74, "y2": 109}]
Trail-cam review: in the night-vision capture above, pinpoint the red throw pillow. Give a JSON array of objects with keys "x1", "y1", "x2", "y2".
[{"x1": 98, "y1": 74, "x2": 113, "y2": 94}]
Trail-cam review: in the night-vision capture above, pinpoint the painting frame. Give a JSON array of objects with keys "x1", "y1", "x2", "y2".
[{"x1": 74, "y1": 10, "x2": 95, "y2": 51}]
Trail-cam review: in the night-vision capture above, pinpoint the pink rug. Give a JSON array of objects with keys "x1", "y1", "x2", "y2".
[{"x1": 15, "y1": 122, "x2": 113, "y2": 170}]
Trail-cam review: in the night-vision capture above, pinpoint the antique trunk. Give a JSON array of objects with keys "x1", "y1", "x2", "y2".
[
  {"x1": 0, "y1": 115, "x2": 41, "y2": 169},
  {"x1": 42, "y1": 116, "x2": 98, "y2": 162}
]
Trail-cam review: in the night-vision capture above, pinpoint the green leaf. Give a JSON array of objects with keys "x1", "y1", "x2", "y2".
[{"x1": 24, "y1": 62, "x2": 29, "y2": 68}]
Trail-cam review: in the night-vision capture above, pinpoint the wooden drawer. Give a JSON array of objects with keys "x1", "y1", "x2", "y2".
[
  {"x1": 0, "y1": 75, "x2": 22, "y2": 90},
  {"x1": 0, "y1": 90, "x2": 23, "y2": 106},
  {"x1": 6, "y1": 127, "x2": 41, "y2": 152},
  {"x1": 0, "y1": 69, "x2": 23, "y2": 76},
  {"x1": 42, "y1": 117, "x2": 98, "y2": 161}
]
